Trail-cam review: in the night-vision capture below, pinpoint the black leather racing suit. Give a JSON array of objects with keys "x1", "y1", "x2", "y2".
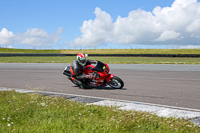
[{"x1": 70, "y1": 59, "x2": 96, "y2": 88}]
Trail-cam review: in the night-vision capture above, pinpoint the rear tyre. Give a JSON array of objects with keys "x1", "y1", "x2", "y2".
[{"x1": 107, "y1": 75, "x2": 124, "y2": 89}]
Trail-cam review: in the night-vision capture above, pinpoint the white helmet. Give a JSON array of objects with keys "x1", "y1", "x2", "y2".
[{"x1": 76, "y1": 53, "x2": 86, "y2": 66}]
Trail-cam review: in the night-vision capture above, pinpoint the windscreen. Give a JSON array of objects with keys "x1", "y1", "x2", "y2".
[{"x1": 91, "y1": 61, "x2": 106, "y2": 72}]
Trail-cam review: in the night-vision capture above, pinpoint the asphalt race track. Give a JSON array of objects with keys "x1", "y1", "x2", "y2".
[{"x1": 0, "y1": 63, "x2": 200, "y2": 110}]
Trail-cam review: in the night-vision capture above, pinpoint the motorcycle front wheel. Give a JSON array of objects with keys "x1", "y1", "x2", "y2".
[{"x1": 107, "y1": 75, "x2": 124, "y2": 89}]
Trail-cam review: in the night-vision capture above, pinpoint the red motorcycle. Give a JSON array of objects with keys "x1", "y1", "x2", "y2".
[{"x1": 63, "y1": 61, "x2": 124, "y2": 89}]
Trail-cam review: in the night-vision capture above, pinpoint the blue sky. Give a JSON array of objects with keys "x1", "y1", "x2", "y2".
[{"x1": 0, "y1": 0, "x2": 200, "y2": 49}]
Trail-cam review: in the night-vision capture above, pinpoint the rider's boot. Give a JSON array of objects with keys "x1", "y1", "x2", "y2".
[{"x1": 75, "y1": 79, "x2": 84, "y2": 89}]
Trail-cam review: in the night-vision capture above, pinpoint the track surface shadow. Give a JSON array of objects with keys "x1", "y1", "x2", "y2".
[{"x1": 72, "y1": 85, "x2": 127, "y2": 90}]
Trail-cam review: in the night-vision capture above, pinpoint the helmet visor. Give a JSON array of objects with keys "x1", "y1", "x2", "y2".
[{"x1": 80, "y1": 59, "x2": 86, "y2": 64}]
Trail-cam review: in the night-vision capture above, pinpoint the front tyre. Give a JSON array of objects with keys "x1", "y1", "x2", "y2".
[{"x1": 107, "y1": 75, "x2": 124, "y2": 89}]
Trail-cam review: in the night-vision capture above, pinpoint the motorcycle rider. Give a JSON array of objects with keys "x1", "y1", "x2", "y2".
[{"x1": 70, "y1": 53, "x2": 97, "y2": 89}]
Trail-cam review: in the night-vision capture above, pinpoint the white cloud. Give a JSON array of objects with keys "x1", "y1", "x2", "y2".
[
  {"x1": 0, "y1": 28, "x2": 15, "y2": 45},
  {"x1": 180, "y1": 45, "x2": 200, "y2": 49},
  {"x1": 154, "y1": 31, "x2": 181, "y2": 42},
  {"x1": 0, "y1": 28, "x2": 62, "y2": 47},
  {"x1": 16, "y1": 28, "x2": 61, "y2": 46},
  {"x1": 71, "y1": 7, "x2": 113, "y2": 47},
  {"x1": 71, "y1": 0, "x2": 200, "y2": 47},
  {"x1": 186, "y1": 19, "x2": 200, "y2": 33},
  {"x1": 112, "y1": 9, "x2": 158, "y2": 44},
  {"x1": 7, "y1": 45, "x2": 13, "y2": 48}
]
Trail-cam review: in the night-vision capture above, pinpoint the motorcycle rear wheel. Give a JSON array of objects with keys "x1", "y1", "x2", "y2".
[{"x1": 107, "y1": 75, "x2": 124, "y2": 89}]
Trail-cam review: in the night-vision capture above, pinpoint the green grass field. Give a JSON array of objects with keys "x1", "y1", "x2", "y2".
[
  {"x1": 1, "y1": 91, "x2": 199, "y2": 133},
  {"x1": 0, "y1": 56, "x2": 200, "y2": 64},
  {"x1": 1, "y1": 47, "x2": 200, "y2": 54},
  {"x1": 0, "y1": 47, "x2": 61, "y2": 53},
  {"x1": 0, "y1": 47, "x2": 200, "y2": 64}
]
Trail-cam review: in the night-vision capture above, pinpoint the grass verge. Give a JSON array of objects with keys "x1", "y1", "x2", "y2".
[
  {"x1": 60, "y1": 49, "x2": 200, "y2": 55},
  {"x1": 1, "y1": 47, "x2": 200, "y2": 54},
  {"x1": 0, "y1": 91, "x2": 199, "y2": 133},
  {"x1": 0, "y1": 56, "x2": 200, "y2": 64}
]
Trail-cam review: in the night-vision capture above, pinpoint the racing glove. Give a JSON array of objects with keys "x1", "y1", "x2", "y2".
[
  {"x1": 85, "y1": 72, "x2": 100, "y2": 79},
  {"x1": 85, "y1": 74, "x2": 95, "y2": 79}
]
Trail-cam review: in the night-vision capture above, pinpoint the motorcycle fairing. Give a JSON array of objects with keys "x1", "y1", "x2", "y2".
[
  {"x1": 105, "y1": 74, "x2": 114, "y2": 82},
  {"x1": 83, "y1": 61, "x2": 112, "y2": 87}
]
